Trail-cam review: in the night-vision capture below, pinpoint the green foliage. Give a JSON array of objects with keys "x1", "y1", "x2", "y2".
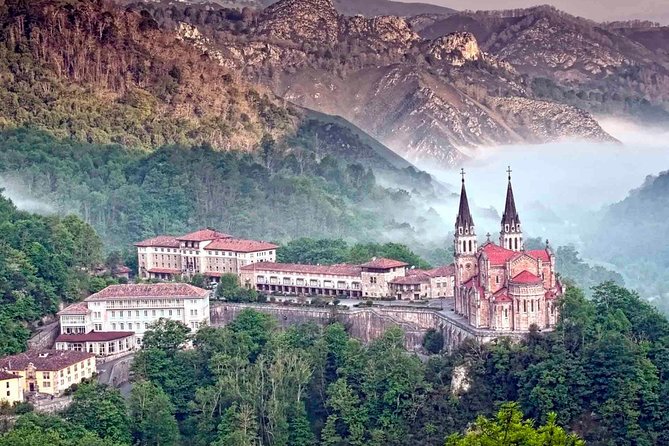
[
  {"x1": 0, "y1": 129, "x2": 435, "y2": 251},
  {"x1": 0, "y1": 192, "x2": 102, "y2": 355},
  {"x1": 129, "y1": 380, "x2": 180, "y2": 446},
  {"x1": 141, "y1": 319, "x2": 191, "y2": 352},
  {"x1": 0, "y1": 413, "x2": 120, "y2": 446},
  {"x1": 445, "y1": 402, "x2": 584, "y2": 446},
  {"x1": 215, "y1": 274, "x2": 262, "y2": 303},
  {"x1": 65, "y1": 383, "x2": 131, "y2": 445},
  {"x1": 278, "y1": 238, "x2": 431, "y2": 268},
  {"x1": 423, "y1": 328, "x2": 444, "y2": 354}
]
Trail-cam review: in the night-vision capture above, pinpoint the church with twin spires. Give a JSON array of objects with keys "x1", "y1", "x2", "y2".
[{"x1": 453, "y1": 169, "x2": 562, "y2": 332}]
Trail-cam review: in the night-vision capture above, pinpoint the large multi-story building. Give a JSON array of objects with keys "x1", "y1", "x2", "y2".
[
  {"x1": 57, "y1": 283, "x2": 211, "y2": 353},
  {"x1": 135, "y1": 229, "x2": 278, "y2": 282},
  {"x1": 453, "y1": 170, "x2": 562, "y2": 332},
  {"x1": 240, "y1": 258, "x2": 455, "y2": 300},
  {"x1": 0, "y1": 350, "x2": 95, "y2": 396}
]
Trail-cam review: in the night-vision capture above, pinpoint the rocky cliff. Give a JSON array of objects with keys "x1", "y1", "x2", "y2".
[{"x1": 144, "y1": 0, "x2": 615, "y2": 169}]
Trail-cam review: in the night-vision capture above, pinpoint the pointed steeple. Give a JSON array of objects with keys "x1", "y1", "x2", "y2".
[
  {"x1": 501, "y1": 166, "x2": 520, "y2": 228},
  {"x1": 455, "y1": 168, "x2": 474, "y2": 231},
  {"x1": 500, "y1": 166, "x2": 523, "y2": 251}
]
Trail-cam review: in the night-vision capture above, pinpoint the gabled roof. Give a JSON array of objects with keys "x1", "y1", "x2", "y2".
[
  {"x1": 390, "y1": 273, "x2": 431, "y2": 285},
  {"x1": 494, "y1": 289, "x2": 512, "y2": 303},
  {"x1": 360, "y1": 258, "x2": 409, "y2": 269},
  {"x1": 204, "y1": 239, "x2": 278, "y2": 253},
  {"x1": 527, "y1": 249, "x2": 551, "y2": 262},
  {"x1": 241, "y1": 262, "x2": 362, "y2": 277},
  {"x1": 0, "y1": 350, "x2": 94, "y2": 372},
  {"x1": 425, "y1": 264, "x2": 456, "y2": 277},
  {"x1": 511, "y1": 271, "x2": 543, "y2": 284},
  {"x1": 481, "y1": 242, "x2": 516, "y2": 265},
  {"x1": 0, "y1": 371, "x2": 20, "y2": 381},
  {"x1": 57, "y1": 302, "x2": 90, "y2": 316},
  {"x1": 85, "y1": 284, "x2": 208, "y2": 301},
  {"x1": 134, "y1": 235, "x2": 181, "y2": 248},
  {"x1": 55, "y1": 332, "x2": 135, "y2": 343},
  {"x1": 147, "y1": 268, "x2": 181, "y2": 275},
  {"x1": 177, "y1": 229, "x2": 232, "y2": 242}
]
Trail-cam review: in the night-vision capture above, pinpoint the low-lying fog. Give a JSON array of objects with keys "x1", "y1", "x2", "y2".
[{"x1": 425, "y1": 119, "x2": 669, "y2": 249}]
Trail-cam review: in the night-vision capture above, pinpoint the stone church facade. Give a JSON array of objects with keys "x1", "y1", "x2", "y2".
[{"x1": 453, "y1": 170, "x2": 562, "y2": 332}]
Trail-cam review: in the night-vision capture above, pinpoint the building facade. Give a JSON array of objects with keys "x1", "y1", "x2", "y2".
[
  {"x1": 453, "y1": 172, "x2": 561, "y2": 332},
  {"x1": 135, "y1": 229, "x2": 278, "y2": 282},
  {"x1": 0, "y1": 350, "x2": 95, "y2": 396},
  {"x1": 57, "y1": 283, "x2": 211, "y2": 350},
  {"x1": 241, "y1": 258, "x2": 455, "y2": 301},
  {"x1": 0, "y1": 371, "x2": 23, "y2": 405}
]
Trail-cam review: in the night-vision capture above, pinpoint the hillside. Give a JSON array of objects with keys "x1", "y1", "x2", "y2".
[
  {"x1": 587, "y1": 171, "x2": 669, "y2": 304},
  {"x1": 413, "y1": 7, "x2": 669, "y2": 123},
  {"x1": 136, "y1": 0, "x2": 614, "y2": 169}
]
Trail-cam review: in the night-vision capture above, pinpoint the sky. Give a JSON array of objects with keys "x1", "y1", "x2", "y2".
[{"x1": 401, "y1": 0, "x2": 669, "y2": 24}]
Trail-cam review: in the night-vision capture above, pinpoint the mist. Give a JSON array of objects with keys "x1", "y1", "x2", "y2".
[
  {"x1": 421, "y1": 119, "x2": 669, "y2": 250},
  {"x1": 0, "y1": 176, "x2": 56, "y2": 215}
]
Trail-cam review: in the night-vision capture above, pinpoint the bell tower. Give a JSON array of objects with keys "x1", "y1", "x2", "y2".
[
  {"x1": 454, "y1": 169, "x2": 478, "y2": 287},
  {"x1": 500, "y1": 166, "x2": 523, "y2": 252}
]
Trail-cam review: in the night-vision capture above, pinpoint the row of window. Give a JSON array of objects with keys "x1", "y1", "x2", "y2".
[{"x1": 110, "y1": 309, "x2": 183, "y2": 319}]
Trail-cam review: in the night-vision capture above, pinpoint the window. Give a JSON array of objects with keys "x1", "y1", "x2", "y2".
[
  {"x1": 112, "y1": 323, "x2": 116, "y2": 330},
  {"x1": 531, "y1": 300, "x2": 534, "y2": 312},
  {"x1": 43, "y1": 372, "x2": 50, "y2": 379},
  {"x1": 144, "y1": 310, "x2": 148, "y2": 317},
  {"x1": 43, "y1": 381, "x2": 50, "y2": 388},
  {"x1": 495, "y1": 276, "x2": 500, "y2": 284},
  {"x1": 523, "y1": 301, "x2": 527, "y2": 312},
  {"x1": 95, "y1": 323, "x2": 102, "y2": 331}
]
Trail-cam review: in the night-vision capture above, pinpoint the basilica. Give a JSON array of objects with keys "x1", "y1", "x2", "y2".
[{"x1": 453, "y1": 170, "x2": 562, "y2": 332}]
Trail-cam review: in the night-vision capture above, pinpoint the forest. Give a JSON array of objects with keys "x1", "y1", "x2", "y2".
[
  {"x1": 1, "y1": 282, "x2": 667, "y2": 445},
  {"x1": 0, "y1": 193, "x2": 103, "y2": 356}
]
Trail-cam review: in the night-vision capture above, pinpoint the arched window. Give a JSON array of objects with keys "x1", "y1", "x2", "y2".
[
  {"x1": 509, "y1": 239, "x2": 513, "y2": 250},
  {"x1": 523, "y1": 301, "x2": 527, "y2": 312},
  {"x1": 495, "y1": 275, "x2": 500, "y2": 284},
  {"x1": 504, "y1": 308, "x2": 508, "y2": 318},
  {"x1": 514, "y1": 238, "x2": 518, "y2": 250},
  {"x1": 462, "y1": 241, "x2": 466, "y2": 252},
  {"x1": 468, "y1": 240, "x2": 472, "y2": 252},
  {"x1": 531, "y1": 300, "x2": 534, "y2": 312}
]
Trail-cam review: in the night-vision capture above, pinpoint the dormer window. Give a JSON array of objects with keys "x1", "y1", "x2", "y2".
[
  {"x1": 517, "y1": 224, "x2": 521, "y2": 231},
  {"x1": 505, "y1": 224, "x2": 509, "y2": 232},
  {"x1": 465, "y1": 227, "x2": 469, "y2": 234},
  {"x1": 459, "y1": 227, "x2": 463, "y2": 235}
]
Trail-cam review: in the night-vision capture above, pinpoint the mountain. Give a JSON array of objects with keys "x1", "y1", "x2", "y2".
[
  {"x1": 412, "y1": 7, "x2": 669, "y2": 123},
  {"x1": 138, "y1": 0, "x2": 614, "y2": 169},
  {"x1": 0, "y1": 0, "x2": 433, "y2": 181},
  {"x1": 175, "y1": 0, "x2": 454, "y2": 17}
]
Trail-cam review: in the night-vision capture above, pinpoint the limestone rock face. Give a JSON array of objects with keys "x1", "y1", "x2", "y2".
[
  {"x1": 258, "y1": 0, "x2": 341, "y2": 45},
  {"x1": 428, "y1": 32, "x2": 483, "y2": 66}
]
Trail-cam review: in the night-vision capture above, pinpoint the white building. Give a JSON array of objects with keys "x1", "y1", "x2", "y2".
[
  {"x1": 57, "y1": 283, "x2": 211, "y2": 352},
  {"x1": 135, "y1": 229, "x2": 278, "y2": 282}
]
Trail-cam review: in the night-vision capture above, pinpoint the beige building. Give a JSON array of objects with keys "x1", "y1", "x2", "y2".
[
  {"x1": 0, "y1": 350, "x2": 95, "y2": 396},
  {"x1": 241, "y1": 263, "x2": 364, "y2": 298},
  {"x1": 54, "y1": 331, "x2": 136, "y2": 357},
  {"x1": 0, "y1": 371, "x2": 23, "y2": 405},
  {"x1": 136, "y1": 229, "x2": 278, "y2": 282},
  {"x1": 241, "y1": 258, "x2": 456, "y2": 301}
]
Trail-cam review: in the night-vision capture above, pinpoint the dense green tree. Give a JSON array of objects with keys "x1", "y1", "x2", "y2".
[
  {"x1": 445, "y1": 403, "x2": 584, "y2": 446},
  {"x1": 0, "y1": 413, "x2": 119, "y2": 446},
  {"x1": 129, "y1": 380, "x2": 180, "y2": 446},
  {"x1": 141, "y1": 319, "x2": 191, "y2": 352},
  {"x1": 423, "y1": 328, "x2": 445, "y2": 354},
  {"x1": 65, "y1": 383, "x2": 131, "y2": 445}
]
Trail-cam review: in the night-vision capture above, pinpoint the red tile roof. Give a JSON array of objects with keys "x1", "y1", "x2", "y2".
[
  {"x1": 115, "y1": 266, "x2": 132, "y2": 274},
  {"x1": 177, "y1": 229, "x2": 232, "y2": 242},
  {"x1": 241, "y1": 262, "x2": 362, "y2": 277},
  {"x1": 528, "y1": 249, "x2": 551, "y2": 262},
  {"x1": 57, "y1": 302, "x2": 90, "y2": 316},
  {"x1": 55, "y1": 332, "x2": 135, "y2": 343},
  {"x1": 425, "y1": 264, "x2": 456, "y2": 277},
  {"x1": 147, "y1": 268, "x2": 182, "y2": 275},
  {"x1": 360, "y1": 258, "x2": 409, "y2": 269},
  {"x1": 494, "y1": 289, "x2": 512, "y2": 303},
  {"x1": 481, "y1": 243, "x2": 516, "y2": 265},
  {"x1": 204, "y1": 238, "x2": 278, "y2": 253},
  {"x1": 390, "y1": 273, "x2": 431, "y2": 285},
  {"x1": 85, "y1": 283, "x2": 209, "y2": 301},
  {"x1": 0, "y1": 371, "x2": 20, "y2": 381},
  {"x1": 135, "y1": 235, "x2": 181, "y2": 248},
  {"x1": 511, "y1": 271, "x2": 543, "y2": 284},
  {"x1": 204, "y1": 271, "x2": 223, "y2": 278},
  {"x1": 0, "y1": 350, "x2": 94, "y2": 372}
]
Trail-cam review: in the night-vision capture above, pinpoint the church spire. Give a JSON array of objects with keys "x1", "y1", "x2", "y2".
[
  {"x1": 501, "y1": 166, "x2": 520, "y2": 228},
  {"x1": 500, "y1": 166, "x2": 523, "y2": 251},
  {"x1": 455, "y1": 168, "x2": 474, "y2": 231}
]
